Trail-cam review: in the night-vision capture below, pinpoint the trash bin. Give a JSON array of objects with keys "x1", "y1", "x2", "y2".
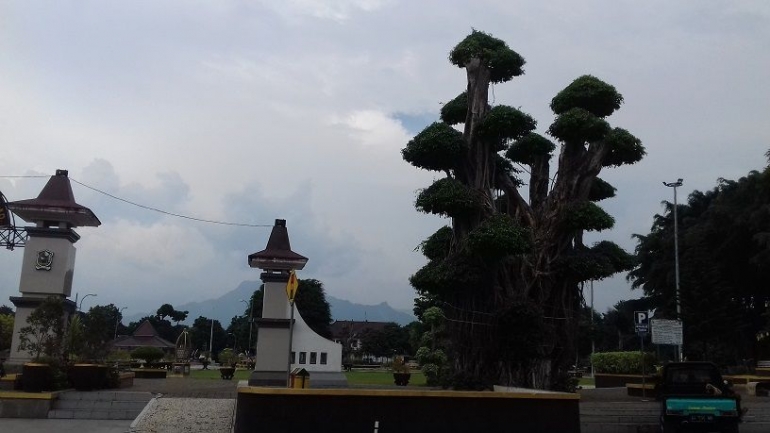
[{"x1": 290, "y1": 368, "x2": 310, "y2": 389}]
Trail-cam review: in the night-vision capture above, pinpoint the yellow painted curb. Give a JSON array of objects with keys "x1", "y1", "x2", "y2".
[
  {"x1": 237, "y1": 386, "x2": 579, "y2": 400},
  {"x1": 0, "y1": 390, "x2": 60, "y2": 400}
]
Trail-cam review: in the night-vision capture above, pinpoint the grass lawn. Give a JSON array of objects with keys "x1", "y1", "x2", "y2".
[
  {"x1": 345, "y1": 370, "x2": 426, "y2": 387},
  {"x1": 188, "y1": 368, "x2": 427, "y2": 386},
  {"x1": 578, "y1": 377, "x2": 595, "y2": 387},
  {"x1": 189, "y1": 369, "x2": 252, "y2": 381}
]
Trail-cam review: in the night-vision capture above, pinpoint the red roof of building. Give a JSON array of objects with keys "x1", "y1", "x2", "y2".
[
  {"x1": 112, "y1": 319, "x2": 175, "y2": 350},
  {"x1": 330, "y1": 320, "x2": 391, "y2": 339}
]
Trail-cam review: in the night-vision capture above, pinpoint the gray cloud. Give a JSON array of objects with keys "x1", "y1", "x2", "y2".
[{"x1": 2, "y1": 1, "x2": 769, "y2": 317}]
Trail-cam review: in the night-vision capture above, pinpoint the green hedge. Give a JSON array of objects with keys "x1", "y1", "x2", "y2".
[{"x1": 591, "y1": 351, "x2": 655, "y2": 375}]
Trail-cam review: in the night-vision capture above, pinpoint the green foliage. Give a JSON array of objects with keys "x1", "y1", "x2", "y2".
[
  {"x1": 422, "y1": 307, "x2": 445, "y2": 327},
  {"x1": 440, "y1": 92, "x2": 468, "y2": 125},
  {"x1": 404, "y1": 30, "x2": 643, "y2": 390},
  {"x1": 550, "y1": 75, "x2": 623, "y2": 118},
  {"x1": 548, "y1": 107, "x2": 611, "y2": 144},
  {"x1": 130, "y1": 346, "x2": 164, "y2": 364},
  {"x1": 156, "y1": 304, "x2": 175, "y2": 320},
  {"x1": 295, "y1": 279, "x2": 333, "y2": 339},
  {"x1": 218, "y1": 348, "x2": 237, "y2": 366},
  {"x1": 494, "y1": 154, "x2": 519, "y2": 178},
  {"x1": 419, "y1": 226, "x2": 452, "y2": 261},
  {"x1": 82, "y1": 304, "x2": 122, "y2": 361},
  {"x1": 156, "y1": 303, "x2": 188, "y2": 324},
  {"x1": 588, "y1": 177, "x2": 616, "y2": 202},
  {"x1": 602, "y1": 127, "x2": 646, "y2": 167},
  {"x1": 402, "y1": 122, "x2": 465, "y2": 172},
  {"x1": 629, "y1": 159, "x2": 770, "y2": 363},
  {"x1": 409, "y1": 254, "x2": 487, "y2": 296},
  {"x1": 18, "y1": 296, "x2": 66, "y2": 361},
  {"x1": 415, "y1": 177, "x2": 483, "y2": 218},
  {"x1": 64, "y1": 314, "x2": 86, "y2": 361},
  {"x1": 564, "y1": 201, "x2": 615, "y2": 231},
  {"x1": 591, "y1": 351, "x2": 655, "y2": 375},
  {"x1": 391, "y1": 355, "x2": 410, "y2": 373},
  {"x1": 0, "y1": 313, "x2": 13, "y2": 352},
  {"x1": 367, "y1": 323, "x2": 411, "y2": 357},
  {"x1": 592, "y1": 241, "x2": 637, "y2": 272},
  {"x1": 190, "y1": 315, "x2": 226, "y2": 356},
  {"x1": 475, "y1": 105, "x2": 536, "y2": 146},
  {"x1": 449, "y1": 30, "x2": 525, "y2": 83},
  {"x1": 467, "y1": 214, "x2": 531, "y2": 260},
  {"x1": 506, "y1": 133, "x2": 556, "y2": 165},
  {"x1": 416, "y1": 347, "x2": 449, "y2": 386},
  {"x1": 106, "y1": 350, "x2": 131, "y2": 361},
  {"x1": 557, "y1": 241, "x2": 636, "y2": 281}
]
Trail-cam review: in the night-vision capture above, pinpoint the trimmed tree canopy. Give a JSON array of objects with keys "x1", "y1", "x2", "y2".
[
  {"x1": 602, "y1": 128, "x2": 646, "y2": 167},
  {"x1": 550, "y1": 75, "x2": 623, "y2": 118},
  {"x1": 548, "y1": 107, "x2": 611, "y2": 144},
  {"x1": 441, "y1": 92, "x2": 468, "y2": 125},
  {"x1": 449, "y1": 30, "x2": 525, "y2": 83},
  {"x1": 402, "y1": 122, "x2": 465, "y2": 172},
  {"x1": 403, "y1": 30, "x2": 643, "y2": 391},
  {"x1": 476, "y1": 105, "x2": 537, "y2": 146},
  {"x1": 506, "y1": 133, "x2": 556, "y2": 165},
  {"x1": 415, "y1": 177, "x2": 483, "y2": 218}
]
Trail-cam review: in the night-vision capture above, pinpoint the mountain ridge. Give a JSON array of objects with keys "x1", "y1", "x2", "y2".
[{"x1": 124, "y1": 280, "x2": 416, "y2": 326}]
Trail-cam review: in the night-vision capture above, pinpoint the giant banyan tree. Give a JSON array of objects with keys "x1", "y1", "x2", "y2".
[{"x1": 402, "y1": 31, "x2": 645, "y2": 390}]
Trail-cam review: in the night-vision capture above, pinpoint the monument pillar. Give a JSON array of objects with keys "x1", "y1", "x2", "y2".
[
  {"x1": 6, "y1": 170, "x2": 100, "y2": 364},
  {"x1": 247, "y1": 219, "x2": 308, "y2": 386}
]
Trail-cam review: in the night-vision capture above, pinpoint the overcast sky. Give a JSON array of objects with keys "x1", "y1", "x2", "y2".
[{"x1": 1, "y1": 1, "x2": 768, "y2": 319}]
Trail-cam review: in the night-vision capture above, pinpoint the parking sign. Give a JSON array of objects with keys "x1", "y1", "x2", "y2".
[{"x1": 634, "y1": 311, "x2": 649, "y2": 334}]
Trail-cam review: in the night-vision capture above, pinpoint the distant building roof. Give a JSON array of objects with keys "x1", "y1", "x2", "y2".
[
  {"x1": 330, "y1": 320, "x2": 391, "y2": 340},
  {"x1": 112, "y1": 319, "x2": 175, "y2": 350}
]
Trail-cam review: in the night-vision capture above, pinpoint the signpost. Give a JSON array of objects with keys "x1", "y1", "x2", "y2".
[
  {"x1": 651, "y1": 319, "x2": 683, "y2": 346},
  {"x1": 634, "y1": 311, "x2": 650, "y2": 397},
  {"x1": 286, "y1": 270, "x2": 299, "y2": 387}
]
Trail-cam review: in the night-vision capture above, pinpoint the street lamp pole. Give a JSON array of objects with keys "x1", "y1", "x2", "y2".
[
  {"x1": 663, "y1": 178, "x2": 684, "y2": 361},
  {"x1": 241, "y1": 299, "x2": 254, "y2": 356},
  {"x1": 114, "y1": 307, "x2": 127, "y2": 340},
  {"x1": 78, "y1": 293, "x2": 97, "y2": 312}
]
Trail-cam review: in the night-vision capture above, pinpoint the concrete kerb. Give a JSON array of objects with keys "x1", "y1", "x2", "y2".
[{"x1": 128, "y1": 394, "x2": 161, "y2": 431}]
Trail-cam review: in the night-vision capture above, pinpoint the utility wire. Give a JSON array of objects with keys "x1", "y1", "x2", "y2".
[{"x1": 0, "y1": 175, "x2": 272, "y2": 228}]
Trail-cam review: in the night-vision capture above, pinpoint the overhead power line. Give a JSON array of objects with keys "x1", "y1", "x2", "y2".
[{"x1": 0, "y1": 175, "x2": 272, "y2": 228}]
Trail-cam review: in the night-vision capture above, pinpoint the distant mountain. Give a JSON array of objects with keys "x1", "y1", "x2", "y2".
[
  {"x1": 328, "y1": 297, "x2": 415, "y2": 325},
  {"x1": 124, "y1": 280, "x2": 416, "y2": 326}
]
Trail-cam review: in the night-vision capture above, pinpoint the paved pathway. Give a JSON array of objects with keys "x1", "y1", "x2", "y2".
[{"x1": 129, "y1": 377, "x2": 238, "y2": 399}]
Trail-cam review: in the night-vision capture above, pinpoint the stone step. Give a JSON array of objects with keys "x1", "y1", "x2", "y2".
[
  {"x1": 48, "y1": 408, "x2": 144, "y2": 420},
  {"x1": 56, "y1": 391, "x2": 154, "y2": 401},
  {"x1": 53, "y1": 399, "x2": 149, "y2": 411},
  {"x1": 47, "y1": 390, "x2": 154, "y2": 420}
]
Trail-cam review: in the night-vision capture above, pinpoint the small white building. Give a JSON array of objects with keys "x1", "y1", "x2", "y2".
[{"x1": 247, "y1": 219, "x2": 346, "y2": 387}]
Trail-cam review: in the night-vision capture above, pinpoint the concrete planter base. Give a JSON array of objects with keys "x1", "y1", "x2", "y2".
[{"x1": 234, "y1": 386, "x2": 580, "y2": 433}]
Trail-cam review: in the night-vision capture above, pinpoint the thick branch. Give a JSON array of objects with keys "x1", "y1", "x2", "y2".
[
  {"x1": 497, "y1": 170, "x2": 534, "y2": 227},
  {"x1": 529, "y1": 156, "x2": 550, "y2": 215}
]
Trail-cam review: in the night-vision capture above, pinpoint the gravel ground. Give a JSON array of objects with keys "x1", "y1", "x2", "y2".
[{"x1": 129, "y1": 398, "x2": 235, "y2": 433}]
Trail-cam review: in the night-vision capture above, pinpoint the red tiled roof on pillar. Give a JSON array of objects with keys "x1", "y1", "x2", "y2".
[
  {"x1": 7, "y1": 169, "x2": 100, "y2": 227},
  {"x1": 248, "y1": 219, "x2": 308, "y2": 270}
]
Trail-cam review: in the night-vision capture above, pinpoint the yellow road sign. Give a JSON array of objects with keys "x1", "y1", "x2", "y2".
[{"x1": 286, "y1": 270, "x2": 299, "y2": 302}]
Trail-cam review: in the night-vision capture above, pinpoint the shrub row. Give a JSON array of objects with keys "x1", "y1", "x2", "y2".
[{"x1": 591, "y1": 351, "x2": 656, "y2": 375}]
